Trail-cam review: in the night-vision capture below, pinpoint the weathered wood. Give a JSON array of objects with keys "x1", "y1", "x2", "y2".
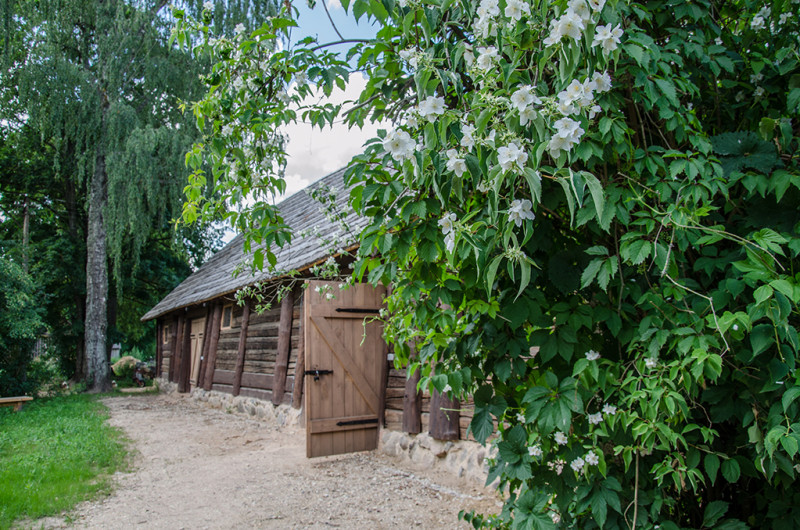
[
  {"x1": 0, "y1": 396, "x2": 33, "y2": 411},
  {"x1": 197, "y1": 305, "x2": 214, "y2": 388},
  {"x1": 291, "y1": 297, "x2": 306, "y2": 410},
  {"x1": 168, "y1": 316, "x2": 179, "y2": 381},
  {"x1": 232, "y1": 302, "x2": 251, "y2": 396},
  {"x1": 402, "y1": 364, "x2": 422, "y2": 434},
  {"x1": 155, "y1": 320, "x2": 163, "y2": 378},
  {"x1": 202, "y1": 304, "x2": 223, "y2": 391},
  {"x1": 429, "y1": 390, "x2": 460, "y2": 440},
  {"x1": 172, "y1": 316, "x2": 185, "y2": 383},
  {"x1": 271, "y1": 289, "x2": 295, "y2": 405},
  {"x1": 178, "y1": 316, "x2": 193, "y2": 393}
]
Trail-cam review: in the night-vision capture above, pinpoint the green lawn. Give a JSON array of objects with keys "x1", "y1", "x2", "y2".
[{"x1": 0, "y1": 394, "x2": 128, "y2": 529}]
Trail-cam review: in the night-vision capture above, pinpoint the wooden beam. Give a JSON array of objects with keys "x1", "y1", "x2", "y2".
[
  {"x1": 232, "y1": 302, "x2": 251, "y2": 396},
  {"x1": 168, "y1": 316, "x2": 180, "y2": 381},
  {"x1": 429, "y1": 390, "x2": 460, "y2": 440},
  {"x1": 291, "y1": 295, "x2": 306, "y2": 410},
  {"x1": 402, "y1": 365, "x2": 422, "y2": 434},
  {"x1": 155, "y1": 320, "x2": 162, "y2": 378},
  {"x1": 197, "y1": 305, "x2": 214, "y2": 388},
  {"x1": 178, "y1": 317, "x2": 192, "y2": 393},
  {"x1": 271, "y1": 289, "x2": 295, "y2": 405},
  {"x1": 203, "y1": 303, "x2": 223, "y2": 391}
]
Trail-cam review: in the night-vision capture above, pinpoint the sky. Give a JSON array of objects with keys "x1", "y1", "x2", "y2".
[{"x1": 277, "y1": 0, "x2": 383, "y2": 200}]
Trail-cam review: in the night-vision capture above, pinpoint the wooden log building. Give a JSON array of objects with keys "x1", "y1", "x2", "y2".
[{"x1": 142, "y1": 169, "x2": 474, "y2": 458}]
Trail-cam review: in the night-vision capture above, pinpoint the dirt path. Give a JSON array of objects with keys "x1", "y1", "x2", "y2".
[{"x1": 41, "y1": 393, "x2": 499, "y2": 529}]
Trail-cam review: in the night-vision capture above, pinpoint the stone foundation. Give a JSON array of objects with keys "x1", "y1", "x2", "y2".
[
  {"x1": 379, "y1": 430, "x2": 495, "y2": 487},
  {"x1": 190, "y1": 388, "x2": 303, "y2": 427}
]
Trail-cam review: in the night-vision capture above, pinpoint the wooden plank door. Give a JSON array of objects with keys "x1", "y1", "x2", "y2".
[
  {"x1": 305, "y1": 280, "x2": 386, "y2": 458},
  {"x1": 189, "y1": 317, "x2": 205, "y2": 388}
]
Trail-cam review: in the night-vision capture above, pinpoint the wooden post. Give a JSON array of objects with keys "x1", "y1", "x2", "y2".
[
  {"x1": 272, "y1": 289, "x2": 295, "y2": 405},
  {"x1": 197, "y1": 305, "x2": 214, "y2": 388},
  {"x1": 402, "y1": 364, "x2": 422, "y2": 434},
  {"x1": 429, "y1": 390, "x2": 460, "y2": 440},
  {"x1": 203, "y1": 304, "x2": 223, "y2": 391},
  {"x1": 169, "y1": 316, "x2": 182, "y2": 382},
  {"x1": 232, "y1": 303, "x2": 251, "y2": 396},
  {"x1": 178, "y1": 317, "x2": 192, "y2": 393},
  {"x1": 291, "y1": 295, "x2": 306, "y2": 410},
  {"x1": 155, "y1": 320, "x2": 163, "y2": 378}
]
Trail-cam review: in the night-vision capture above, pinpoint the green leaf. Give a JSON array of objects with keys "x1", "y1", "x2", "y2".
[
  {"x1": 750, "y1": 324, "x2": 774, "y2": 358},
  {"x1": 581, "y1": 258, "x2": 603, "y2": 289},
  {"x1": 704, "y1": 453, "x2": 720, "y2": 485},
  {"x1": 703, "y1": 501, "x2": 729, "y2": 527},
  {"x1": 469, "y1": 408, "x2": 494, "y2": 444},
  {"x1": 591, "y1": 492, "x2": 608, "y2": 527},
  {"x1": 783, "y1": 386, "x2": 800, "y2": 412},
  {"x1": 582, "y1": 172, "x2": 604, "y2": 222},
  {"x1": 721, "y1": 459, "x2": 740, "y2": 483}
]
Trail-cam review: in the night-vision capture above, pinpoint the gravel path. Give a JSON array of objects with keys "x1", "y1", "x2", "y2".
[{"x1": 37, "y1": 392, "x2": 499, "y2": 529}]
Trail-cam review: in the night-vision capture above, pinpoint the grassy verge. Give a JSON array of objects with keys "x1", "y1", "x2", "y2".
[{"x1": 0, "y1": 394, "x2": 128, "y2": 528}]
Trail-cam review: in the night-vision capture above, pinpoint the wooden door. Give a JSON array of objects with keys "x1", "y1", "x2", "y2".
[
  {"x1": 189, "y1": 317, "x2": 205, "y2": 388},
  {"x1": 305, "y1": 281, "x2": 386, "y2": 458}
]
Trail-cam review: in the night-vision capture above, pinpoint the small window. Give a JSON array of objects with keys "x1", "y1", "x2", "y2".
[
  {"x1": 161, "y1": 324, "x2": 170, "y2": 344},
  {"x1": 221, "y1": 304, "x2": 233, "y2": 329}
]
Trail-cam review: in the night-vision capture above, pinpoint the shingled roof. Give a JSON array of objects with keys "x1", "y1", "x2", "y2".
[{"x1": 141, "y1": 168, "x2": 366, "y2": 321}]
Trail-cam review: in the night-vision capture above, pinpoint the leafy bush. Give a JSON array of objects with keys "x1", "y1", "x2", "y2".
[
  {"x1": 0, "y1": 257, "x2": 44, "y2": 397},
  {"x1": 175, "y1": 0, "x2": 800, "y2": 527}
]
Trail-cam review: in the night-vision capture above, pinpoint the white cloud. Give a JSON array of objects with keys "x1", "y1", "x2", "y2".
[
  {"x1": 280, "y1": 72, "x2": 386, "y2": 200},
  {"x1": 327, "y1": 0, "x2": 343, "y2": 10}
]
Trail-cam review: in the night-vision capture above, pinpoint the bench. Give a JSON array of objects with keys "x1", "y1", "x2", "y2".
[{"x1": 0, "y1": 396, "x2": 33, "y2": 411}]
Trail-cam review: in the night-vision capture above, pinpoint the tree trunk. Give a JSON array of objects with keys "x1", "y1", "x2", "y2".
[
  {"x1": 84, "y1": 98, "x2": 111, "y2": 393},
  {"x1": 65, "y1": 177, "x2": 87, "y2": 381}
]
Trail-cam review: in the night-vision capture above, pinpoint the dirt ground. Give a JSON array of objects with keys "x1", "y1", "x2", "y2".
[{"x1": 36, "y1": 392, "x2": 499, "y2": 529}]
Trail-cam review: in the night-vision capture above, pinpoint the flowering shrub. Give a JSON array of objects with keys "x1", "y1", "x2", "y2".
[{"x1": 175, "y1": 0, "x2": 800, "y2": 527}]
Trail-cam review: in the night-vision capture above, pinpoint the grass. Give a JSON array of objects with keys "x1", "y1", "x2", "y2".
[{"x1": 0, "y1": 394, "x2": 128, "y2": 529}]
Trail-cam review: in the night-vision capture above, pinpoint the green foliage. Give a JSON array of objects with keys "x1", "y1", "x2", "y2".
[
  {"x1": 177, "y1": 0, "x2": 800, "y2": 527},
  {"x1": 0, "y1": 257, "x2": 44, "y2": 397},
  {"x1": 0, "y1": 394, "x2": 128, "y2": 527}
]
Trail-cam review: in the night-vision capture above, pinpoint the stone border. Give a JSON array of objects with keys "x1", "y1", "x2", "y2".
[
  {"x1": 191, "y1": 388, "x2": 303, "y2": 427},
  {"x1": 379, "y1": 430, "x2": 495, "y2": 487}
]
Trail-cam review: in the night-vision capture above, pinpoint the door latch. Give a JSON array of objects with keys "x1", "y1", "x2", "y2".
[{"x1": 304, "y1": 369, "x2": 333, "y2": 381}]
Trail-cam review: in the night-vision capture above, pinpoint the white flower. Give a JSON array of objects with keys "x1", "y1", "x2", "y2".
[
  {"x1": 383, "y1": 129, "x2": 415, "y2": 161},
  {"x1": 562, "y1": 79, "x2": 587, "y2": 106},
  {"x1": 446, "y1": 149, "x2": 467, "y2": 177},
  {"x1": 510, "y1": 85, "x2": 539, "y2": 112},
  {"x1": 779, "y1": 12, "x2": 793, "y2": 25},
  {"x1": 587, "y1": 0, "x2": 605, "y2": 12},
  {"x1": 551, "y1": 512, "x2": 561, "y2": 524},
  {"x1": 559, "y1": 9, "x2": 586, "y2": 41},
  {"x1": 587, "y1": 412, "x2": 603, "y2": 425},
  {"x1": 548, "y1": 458, "x2": 566, "y2": 474},
  {"x1": 758, "y1": 6, "x2": 772, "y2": 18},
  {"x1": 556, "y1": 99, "x2": 577, "y2": 116},
  {"x1": 516, "y1": 412, "x2": 526, "y2": 423},
  {"x1": 592, "y1": 24, "x2": 623, "y2": 54},
  {"x1": 520, "y1": 106, "x2": 537, "y2": 126},
  {"x1": 203, "y1": 1, "x2": 214, "y2": 10},
  {"x1": 715, "y1": 37, "x2": 723, "y2": 45},
  {"x1": 645, "y1": 357, "x2": 658, "y2": 369},
  {"x1": 528, "y1": 445, "x2": 542, "y2": 457},
  {"x1": 592, "y1": 71, "x2": 612, "y2": 93},
  {"x1": 568, "y1": 0, "x2": 591, "y2": 21},
  {"x1": 325, "y1": 292, "x2": 335, "y2": 300},
  {"x1": 476, "y1": 46, "x2": 498, "y2": 70},
  {"x1": 418, "y1": 95, "x2": 446, "y2": 122},
  {"x1": 751, "y1": 15, "x2": 766, "y2": 30},
  {"x1": 585, "y1": 349, "x2": 600, "y2": 361},
  {"x1": 398, "y1": 49, "x2": 418, "y2": 70},
  {"x1": 221, "y1": 124, "x2": 234, "y2": 137},
  {"x1": 735, "y1": 91, "x2": 746, "y2": 102},
  {"x1": 754, "y1": 86, "x2": 765, "y2": 97},
  {"x1": 235, "y1": 23, "x2": 246, "y2": 35},
  {"x1": 508, "y1": 199, "x2": 535, "y2": 227},
  {"x1": 442, "y1": 383, "x2": 452, "y2": 393},
  {"x1": 276, "y1": 90, "x2": 291, "y2": 104},
  {"x1": 294, "y1": 71, "x2": 308, "y2": 86},
  {"x1": 570, "y1": 456, "x2": 585, "y2": 473},
  {"x1": 461, "y1": 123, "x2": 476, "y2": 149},
  {"x1": 554, "y1": 431, "x2": 568, "y2": 445},
  {"x1": 602, "y1": 403, "x2": 617, "y2": 415},
  {"x1": 504, "y1": 0, "x2": 531, "y2": 22},
  {"x1": 497, "y1": 142, "x2": 528, "y2": 172},
  {"x1": 750, "y1": 72, "x2": 764, "y2": 83},
  {"x1": 444, "y1": 232, "x2": 456, "y2": 252},
  {"x1": 732, "y1": 324, "x2": 739, "y2": 331},
  {"x1": 554, "y1": 117, "x2": 584, "y2": 140},
  {"x1": 547, "y1": 135, "x2": 576, "y2": 159},
  {"x1": 438, "y1": 212, "x2": 457, "y2": 235},
  {"x1": 585, "y1": 451, "x2": 599, "y2": 465},
  {"x1": 588, "y1": 104, "x2": 601, "y2": 119}
]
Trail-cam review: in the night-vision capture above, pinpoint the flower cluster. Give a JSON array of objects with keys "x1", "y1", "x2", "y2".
[
  {"x1": 418, "y1": 95, "x2": 446, "y2": 122},
  {"x1": 438, "y1": 212, "x2": 457, "y2": 252},
  {"x1": 544, "y1": 0, "x2": 607, "y2": 47},
  {"x1": 497, "y1": 142, "x2": 528, "y2": 172},
  {"x1": 508, "y1": 199, "x2": 535, "y2": 227},
  {"x1": 383, "y1": 129, "x2": 415, "y2": 161},
  {"x1": 510, "y1": 85, "x2": 541, "y2": 125}
]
